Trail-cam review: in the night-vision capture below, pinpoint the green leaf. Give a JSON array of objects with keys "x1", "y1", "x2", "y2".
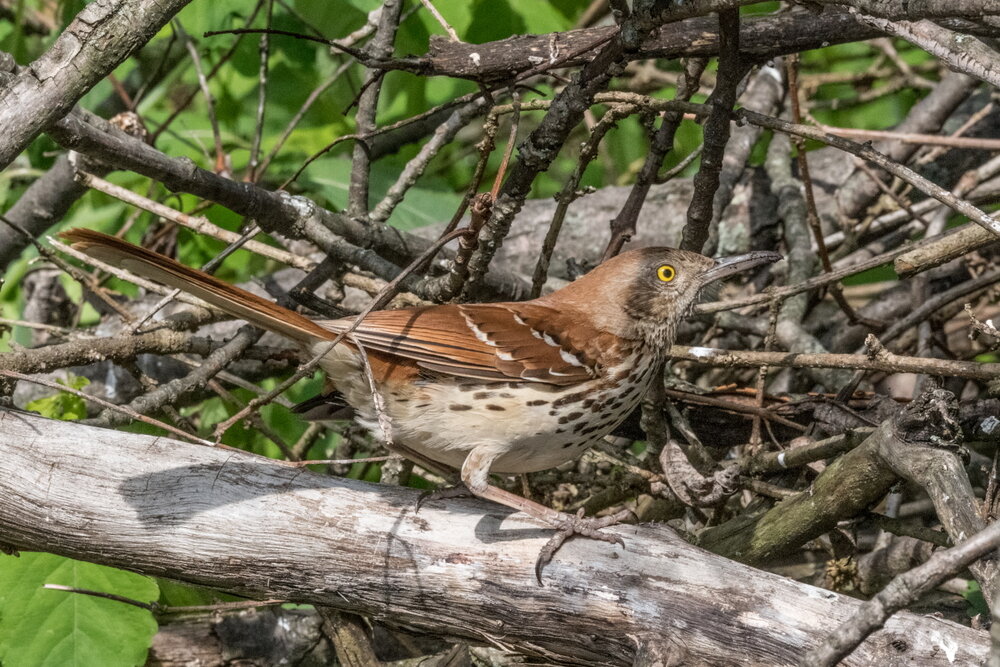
[
  {"x1": 25, "y1": 375, "x2": 91, "y2": 421},
  {"x1": 963, "y1": 580, "x2": 989, "y2": 617},
  {"x1": 0, "y1": 553, "x2": 159, "y2": 667},
  {"x1": 156, "y1": 579, "x2": 240, "y2": 608},
  {"x1": 305, "y1": 156, "x2": 462, "y2": 230}
]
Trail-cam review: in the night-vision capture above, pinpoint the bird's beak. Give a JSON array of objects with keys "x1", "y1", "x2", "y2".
[{"x1": 698, "y1": 250, "x2": 782, "y2": 286}]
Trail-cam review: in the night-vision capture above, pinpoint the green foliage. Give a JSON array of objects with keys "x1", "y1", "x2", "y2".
[
  {"x1": 304, "y1": 156, "x2": 463, "y2": 228},
  {"x1": 25, "y1": 375, "x2": 90, "y2": 421},
  {"x1": 0, "y1": 553, "x2": 158, "y2": 667},
  {"x1": 1, "y1": 0, "x2": 955, "y2": 661},
  {"x1": 963, "y1": 581, "x2": 989, "y2": 617},
  {"x1": 155, "y1": 578, "x2": 241, "y2": 607}
]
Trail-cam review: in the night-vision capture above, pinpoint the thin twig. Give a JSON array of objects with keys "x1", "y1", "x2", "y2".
[
  {"x1": 150, "y1": 0, "x2": 268, "y2": 143},
  {"x1": 2, "y1": 370, "x2": 211, "y2": 445},
  {"x1": 818, "y1": 125, "x2": 1000, "y2": 151},
  {"x1": 532, "y1": 102, "x2": 639, "y2": 297},
  {"x1": 669, "y1": 340, "x2": 1000, "y2": 381},
  {"x1": 178, "y1": 21, "x2": 229, "y2": 176},
  {"x1": 736, "y1": 107, "x2": 1000, "y2": 238},
  {"x1": 786, "y1": 54, "x2": 872, "y2": 328},
  {"x1": 419, "y1": 0, "x2": 460, "y2": 41},
  {"x1": 680, "y1": 10, "x2": 742, "y2": 253},
  {"x1": 247, "y1": 0, "x2": 274, "y2": 181}
]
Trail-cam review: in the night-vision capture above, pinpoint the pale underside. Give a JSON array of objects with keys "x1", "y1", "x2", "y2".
[{"x1": 313, "y1": 341, "x2": 655, "y2": 474}]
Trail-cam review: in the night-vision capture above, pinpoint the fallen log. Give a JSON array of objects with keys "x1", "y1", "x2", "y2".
[{"x1": 0, "y1": 409, "x2": 987, "y2": 664}]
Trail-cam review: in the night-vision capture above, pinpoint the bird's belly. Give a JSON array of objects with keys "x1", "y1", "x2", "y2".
[
  {"x1": 315, "y1": 341, "x2": 654, "y2": 475},
  {"x1": 385, "y1": 376, "x2": 650, "y2": 475}
]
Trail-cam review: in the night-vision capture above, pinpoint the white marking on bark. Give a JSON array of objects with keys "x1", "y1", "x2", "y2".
[{"x1": 931, "y1": 630, "x2": 958, "y2": 662}]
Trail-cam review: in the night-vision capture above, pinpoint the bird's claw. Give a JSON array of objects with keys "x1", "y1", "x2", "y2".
[
  {"x1": 414, "y1": 483, "x2": 472, "y2": 513},
  {"x1": 534, "y1": 507, "x2": 635, "y2": 585}
]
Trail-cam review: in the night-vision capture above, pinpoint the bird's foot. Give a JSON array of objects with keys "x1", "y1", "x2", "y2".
[
  {"x1": 414, "y1": 483, "x2": 472, "y2": 513},
  {"x1": 535, "y1": 507, "x2": 635, "y2": 585}
]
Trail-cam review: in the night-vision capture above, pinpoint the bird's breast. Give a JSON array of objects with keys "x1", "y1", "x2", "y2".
[{"x1": 318, "y1": 342, "x2": 660, "y2": 474}]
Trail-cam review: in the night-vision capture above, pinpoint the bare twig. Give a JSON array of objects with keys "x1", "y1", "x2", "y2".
[
  {"x1": 603, "y1": 58, "x2": 706, "y2": 260},
  {"x1": 680, "y1": 10, "x2": 742, "y2": 253},
  {"x1": 419, "y1": 0, "x2": 460, "y2": 41},
  {"x1": 2, "y1": 369, "x2": 210, "y2": 445},
  {"x1": 668, "y1": 340, "x2": 1000, "y2": 381},
  {"x1": 736, "y1": 106, "x2": 1000, "y2": 238},
  {"x1": 803, "y1": 515, "x2": 1000, "y2": 666}
]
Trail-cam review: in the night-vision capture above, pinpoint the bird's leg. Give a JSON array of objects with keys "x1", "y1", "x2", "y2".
[
  {"x1": 415, "y1": 482, "x2": 474, "y2": 512},
  {"x1": 379, "y1": 440, "x2": 478, "y2": 513},
  {"x1": 459, "y1": 449, "x2": 634, "y2": 584}
]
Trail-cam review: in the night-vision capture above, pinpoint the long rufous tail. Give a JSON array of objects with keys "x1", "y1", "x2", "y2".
[{"x1": 60, "y1": 228, "x2": 335, "y2": 344}]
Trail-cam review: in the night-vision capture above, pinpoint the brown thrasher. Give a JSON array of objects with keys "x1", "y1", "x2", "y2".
[{"x1": 62, "y1": 228, "x2": 779, "y2": 581}]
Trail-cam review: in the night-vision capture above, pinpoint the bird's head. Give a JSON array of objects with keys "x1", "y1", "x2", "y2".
[{"x1": 550, "y1": 247, "x2": 781, "y2": 349}]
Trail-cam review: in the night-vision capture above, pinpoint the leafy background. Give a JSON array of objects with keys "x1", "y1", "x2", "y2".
[{"x1": 0, "y1": 0, "x2": 937, "y2": 663}]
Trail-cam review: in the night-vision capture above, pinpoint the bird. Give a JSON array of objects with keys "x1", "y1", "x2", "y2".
[{"x1": 61, "y1": 228, "x2": 779, "y2": 581}]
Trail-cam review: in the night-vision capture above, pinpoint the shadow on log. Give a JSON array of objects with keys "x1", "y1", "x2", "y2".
[{"x1": 0, "y1": 409, "x2": 987, "y2": 665}]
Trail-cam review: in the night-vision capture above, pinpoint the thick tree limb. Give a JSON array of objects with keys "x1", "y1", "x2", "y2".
[
  {"x1": 0, "y1": 0, "x2": 192, "y2": 169},
  {"x1": 0, "y1": 409, "x2": 988, "y2": 665},
  {"x1": 44, "y1": 108, "x2": 532, "y2": 301},
  {"x1": 422, "y1": 9, "x2": 885, "y2": 81}
]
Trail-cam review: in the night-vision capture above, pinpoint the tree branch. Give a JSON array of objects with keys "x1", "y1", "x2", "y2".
[
  {"x1": 0, "y1": 0, "x2": 192, "y2": 169},
  {"x1": 0, "y1": 409, "x2": 988, "y2": 666}
]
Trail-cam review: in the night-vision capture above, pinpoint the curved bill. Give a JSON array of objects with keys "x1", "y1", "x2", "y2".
[{"x1": 698, "y1": 250, "x2": 782, "y2": 286}]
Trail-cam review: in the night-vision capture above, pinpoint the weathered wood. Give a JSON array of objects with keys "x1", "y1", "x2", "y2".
[
  {"x1": 0, "y1": 409, "x2": 987, "y2": 665},
  {"x1": 421, "y1": 10, "x2": 883, "y2": 81}
]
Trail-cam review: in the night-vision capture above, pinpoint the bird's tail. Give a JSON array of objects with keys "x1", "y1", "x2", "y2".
[{"x1": 60, "y1": 228, "x2": 335, "y2": 344}]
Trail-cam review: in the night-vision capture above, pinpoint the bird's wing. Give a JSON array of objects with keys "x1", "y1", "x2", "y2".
[{"x1": 320, "y1": 303, "x2": 606, "y2": 386}]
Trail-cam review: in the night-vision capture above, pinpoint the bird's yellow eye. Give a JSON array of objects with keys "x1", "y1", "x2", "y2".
[{"x1": 656, "y1": 264, "x2": 676, "y2": 282}]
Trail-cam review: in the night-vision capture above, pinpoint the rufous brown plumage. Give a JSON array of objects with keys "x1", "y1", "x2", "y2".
[{"x1": 61, "y1": 227, "x2": 779, "y2": 581}]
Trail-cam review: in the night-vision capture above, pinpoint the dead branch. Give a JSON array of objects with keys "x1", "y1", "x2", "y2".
[{"x1": 0, "y1": 408, "x2": 988, "y2": 666}]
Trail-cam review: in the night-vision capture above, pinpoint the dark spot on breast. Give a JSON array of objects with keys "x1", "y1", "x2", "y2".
[
  {"x1": 553, "y1": 391, "x2": 588, "y2": 407},
  {"x1": 549, "y1": 409, "x2": 558, "y2": 416},
  {"x1": 449, "y1": 404, "x2": 473, "y2": 411},
  {"x1": 527, "y1": 399, "x2": 549, "y2": 406},
  {"x1": 415, "y1": 403, "x2": 431, "y2": 408},
  {"x1": 485, "y1": 404, "x2": 506, "y2": 411},
  {"x1": 557, "y1": 411, "x2": 585, "y2": 424},
  {"x1": 473, "y1": 391, "x2": 493, "y2": 399},
  {"x1": 396, "y1": 398, "x2": 409, "y2": 403},
  {"x1": 580, "y1": 423, "x2": 606, "y2": 436},
  {"x1": 562, "y1": 442, "x2": 575, "y2": 448}
]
